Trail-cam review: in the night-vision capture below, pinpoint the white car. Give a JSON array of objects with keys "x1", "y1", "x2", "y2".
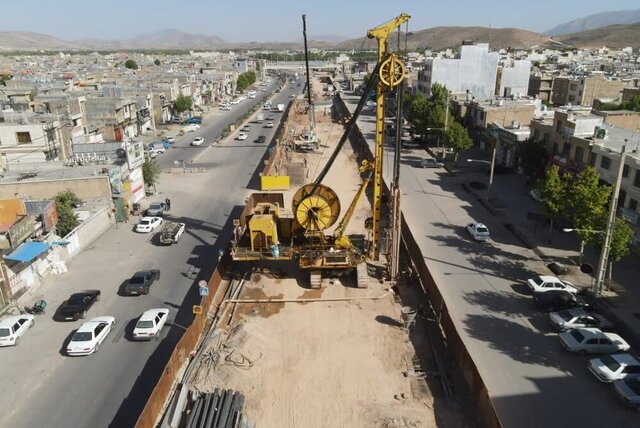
[
  {"x1": 559, "y1": 327, "x2": 630, "y2": 355},
  {"x1": 219, "y1": 104, "x2": 231, "y2": 111},
  {"x1": 132, "y1": 308, "x2": 170, "y2": 340},
  {"x1": 191, "y1": 137, "x2": 205, "y2": 146},
  {"x1": 589, "y1": 354, "x2": 640, "y2": 383},
  {"x1": 549, "y1": 308, "x2": 613, "y2": 332},
  {"x1": 136, "y1": 216, "x2": 163, "y2": 233},
  {"x1": 265, "y1": 121, "x2": 274, "y2": 128},
  {"x1": 165, "y1": 136, "x2": 176, "y2": 144},
  {"x1": 466, "y1": 223, "x2": 490, "y2": 241},
  {"x1": 0, "y1": 314, "x2": 35, "y2": 347},
  {"x1": 66, "y1": 316, "x2": 116, "y2": 356},
  {"x1": 614, "y1": 377, "x2": 640, "y2": 409},
  {"x1": 527, "y1": 275, "x2": 577, "y2": 294},
  {"x1": 237, "y1": 132, "x2": 248, "y2": 141}
]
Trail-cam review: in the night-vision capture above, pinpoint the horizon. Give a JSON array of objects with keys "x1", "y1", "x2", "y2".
[{"x1": 1, "y1": 0, "x2": 639, "y2": 43}]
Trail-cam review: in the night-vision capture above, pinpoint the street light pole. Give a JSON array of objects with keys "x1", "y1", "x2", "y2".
[
  {"x1": 487, "y1": 144, "x2": 496, "y2": 199},
  {"x1": 594, "y1": 145, "x2": 626, "y2": 296}
]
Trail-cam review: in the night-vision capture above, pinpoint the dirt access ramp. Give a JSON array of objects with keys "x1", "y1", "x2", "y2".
[{"x1": 191, "y1": 271, "x2": 436, "y2": 428}]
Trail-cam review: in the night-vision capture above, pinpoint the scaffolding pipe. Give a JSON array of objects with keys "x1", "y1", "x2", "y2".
[{"x1": 222, "y1": 289, "x2": 392, "y2": 304}]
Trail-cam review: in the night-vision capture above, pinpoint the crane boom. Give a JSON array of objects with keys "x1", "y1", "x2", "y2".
[{"x1": 366, "y1": 13, "x2": 411, "y2": 261}]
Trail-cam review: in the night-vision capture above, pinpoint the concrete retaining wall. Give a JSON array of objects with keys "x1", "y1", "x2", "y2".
[{"x1": 60, "y1": 206, "x2": 114, "y2": 260}]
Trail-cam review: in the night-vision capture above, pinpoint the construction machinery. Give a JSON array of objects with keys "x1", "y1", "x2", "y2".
[{"x1": 230, "y1": 13, "x2": 410, "y2": 285}]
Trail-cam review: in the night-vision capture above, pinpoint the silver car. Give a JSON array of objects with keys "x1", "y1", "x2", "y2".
[
  {"x1": 549, "y1": 308, "x2": 613, "y2": 332},
  {"x1": 614, "y1": 377, "x2": 640, "y2": 409}
]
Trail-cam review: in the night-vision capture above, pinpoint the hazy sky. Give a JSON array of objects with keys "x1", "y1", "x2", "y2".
[{"x1": 1, "y1": 0, "x2": 639, "y2": 42}]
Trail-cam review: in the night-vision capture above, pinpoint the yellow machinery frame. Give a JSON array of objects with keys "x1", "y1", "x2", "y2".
[{"x1": 366, "y1": 13, "x2": 410, "y2": 260}]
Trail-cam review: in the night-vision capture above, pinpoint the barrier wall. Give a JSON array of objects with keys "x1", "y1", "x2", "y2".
[
  {"x1": 135, "y1": 254, "x2": 230, "y2": 428},
  {"x1": 333, "y1": 93, "x2": 502, "y2": 428}
]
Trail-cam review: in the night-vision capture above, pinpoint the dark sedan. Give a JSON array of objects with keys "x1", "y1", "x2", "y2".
[
  {"x1": 533, "y1": 289, "x2": 592, "y2": 313},
  {"x1": 123, "y1": 270, "x2": 160, "y2": 296},
  {"x1": 256, "y1": 135, "x2": 266, "y2": 144},
  {"x1": 56, "y1": 290, "x2": 101, "y2": 321}
]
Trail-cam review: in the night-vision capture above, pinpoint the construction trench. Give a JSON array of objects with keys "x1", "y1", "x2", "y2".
[{"x1": 133, "y1": 79, "x2": 508, "y2": 427}]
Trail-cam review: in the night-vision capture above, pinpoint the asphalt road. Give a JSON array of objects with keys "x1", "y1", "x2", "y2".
[
  {"x1": 343, "y1": 92, "x2": 640, "y2": 427},
  {"x1": 0, "y1": 79, "x2": 301, "y2": 428}
]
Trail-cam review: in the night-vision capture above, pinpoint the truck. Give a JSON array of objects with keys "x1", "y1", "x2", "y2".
[
  {"x1": 276, "y1": 103, "x2": 285, "y2": 112},
  {"x1": 159, "y1": 221, "x2": 186, "y2": 245},
  {"x1": 256, "y1": 113, "x2": 265, "y2": 123}
]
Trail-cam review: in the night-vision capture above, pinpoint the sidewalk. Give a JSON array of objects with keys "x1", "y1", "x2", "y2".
[{"x1": 443, "y1": 145, "x2": 640, "y2": 350}]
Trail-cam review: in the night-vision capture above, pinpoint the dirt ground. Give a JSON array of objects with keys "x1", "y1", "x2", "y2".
[
  {"x1": 191, "y1": 272, "x2": 436, "y2": 428},
  {"x1": 189, "y1": 73, "x2": 442, "y2": 427}
]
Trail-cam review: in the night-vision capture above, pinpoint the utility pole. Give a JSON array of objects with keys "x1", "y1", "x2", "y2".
[
  {"x1": 594, "y1": 145, "x2": 625, "y2": 296},
  {"x1": 487, "y1": 144, "x2": 496, "y2": 199}
]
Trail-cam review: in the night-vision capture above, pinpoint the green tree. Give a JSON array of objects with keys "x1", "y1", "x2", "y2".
[
  {"x1": 236, "y1": 74, "x2": 250, "y2": 91},
  {"x1": 540, "y1": 165, "x2": 567, "y2": 236},
  {"x1": 142, "y1": 160, "x2": 161, "y2": 190},
  {"x1": 592, "y1": 216, "x2": 635, "y2": 287},
  {"x1": 443, "y1": 121, "x2": 472, "y2": 159},
  {"x1": 154, "y1": 59, "x2": 161, "y2": 66},
  {"x1": 173, "y1": 95, "x2": 192, "y2": 113},
  {"x1": 54, "y1": 190, "x2": 80, "y2": 237},
  {"x1": 124, "y1": 59, "x2": 138, "y2": 70},
  {"x1": 517, "y1": 139, "x2": 549, "y2": 180},
  {"x1": 404, "y1": 92, "x2": 430, "y2": 136},
  {"x1": 565, "y1": 167, "x2": 612, "y2": 244}
]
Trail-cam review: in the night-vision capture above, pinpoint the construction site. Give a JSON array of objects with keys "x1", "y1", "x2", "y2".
[{"x1": 135, "y1": 14, "x2": 468, "y2": 428}]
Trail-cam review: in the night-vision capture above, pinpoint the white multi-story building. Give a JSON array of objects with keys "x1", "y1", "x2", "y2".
[
  {"x1": 497, "y1": 59, "x2": 532, "y2": 98},
  {"x1": 417, "y1": 42, "x2": 499, "y2": 100}
]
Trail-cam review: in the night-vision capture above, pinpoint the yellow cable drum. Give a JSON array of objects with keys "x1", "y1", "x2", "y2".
[{"x1": 292, "y1": 184, "x2": 341, "y2": 232}]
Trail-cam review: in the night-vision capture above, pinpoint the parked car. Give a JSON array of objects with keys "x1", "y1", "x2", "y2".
[
  {"x1": 185, "y1": 117, "x2": 202, "y2": 125},
  {"x1": 145, "y1": 202, "x2": 166, "y2": 216},
  {"x1": 549, "y1": 308, "x2": 614, "y2": 332},
  {"x1": 613, "y1": 377, "x2": 640, "y2": 409},
  {"x1": 466, "y1": 223, "x2": 490, "y2": 241},
  {"x1": 534, "y1": 290, "x2": 592, "y2": 312},
  {"x1": 417, "y1": 158, "x2": 444, "y2": 168},
  {"x1": 527, "y1": 275, "x2": 578, "y2": 294},
  {"x1": 191, "y1": 137, "x2": 205, "y2": 146},
  {"x1": 401, "y1": 140, "x2": 420, "y2": 149},
  {"x1": 159, "y1": 221, "x2": 186, "y2": 245},
  {"x1": 0, "y1": 314, "x2": 35, "y2": 346},
  {"x1": 132, "y1": 308, "x2": 170, "y2": 340},
  {"x1": 56, "y1": 290, "x2": 101, "y2": 321},
  {"x1": 66, "y1": 316, "x2": 115, "y2": 356},
  {"x1": 256, "y1": 135, "x2": 267, "y2": 144},
  {"x1": 123, "y1": 270, "x2": 160, "y2": 296},
  {"x1": 219, "y1": 104, "x2": 231, "y2": 111},
  {"x1": 237, "y1": 132, "x2": 248, "y2": 141},
  {"x1": 135, "y1": 216, "x2": 163, "y2": 233},
  {"x1": 171, "y1": 117, "x2": 182, "y2": 124},
  {"x1": 559, "y1": 328, "x2": 630, "y2": 354},
  {"x1": 529, "y1": 189, "x2": 547, "y2": 203},
  {"x1": 241, "y1": 125, "x2": 251, "y2": 132},
  {"x1": 589, "y1": 354, "x2": 640, "y2": 383},
  {"x1": 164, "y1": 136, "x2": 176, "y2": 144}
]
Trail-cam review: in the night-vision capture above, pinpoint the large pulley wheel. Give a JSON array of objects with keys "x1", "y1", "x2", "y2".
[
  {"x1": 292, "y1": 184, "x2": 341, "y2": 232},
  {"x1": 379, "y1": 54, "x2": 405, "y2": 88}
]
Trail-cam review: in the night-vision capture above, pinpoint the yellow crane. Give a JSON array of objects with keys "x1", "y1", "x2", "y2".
[{"x1": 366, "y1": 13, "x2": 410, "y2": 261}]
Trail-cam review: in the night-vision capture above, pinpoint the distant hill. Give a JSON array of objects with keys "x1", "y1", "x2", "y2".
[
  {"x1": 0, "y1": 31, "x2": 80, "y2": 51},
  {"x1": 76, "y1": 29, "x2": 225, "y2": 50},
  {"x1": 547, "y1": 9, "x2": 640, "y2": 36},
  {"x1": 336, "y1": 26, "x2": 551, "y2": 51},
  {"x1": 555, "y1": 22, "x2": 640, "y2": 49}
]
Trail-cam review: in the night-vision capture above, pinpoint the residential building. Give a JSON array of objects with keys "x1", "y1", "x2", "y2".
[
  {"x1": 84, "y1": 96, "x2": 138, "y2": 142},
  {"x1": 496, "y1": 59, "x2": 532, "y2": 98},
  {"x1": 0, "y1": 112, "x2": 64, "y2": 167},
  {"x1": 418, "y1": 42, "x2": 499, "y2": 100},
  {"x1": 551, "y1": 74, "x2": 632, "y2": 107},
  {"x1": 528, "y1": 74, "x2": 554, "y2": 103}
]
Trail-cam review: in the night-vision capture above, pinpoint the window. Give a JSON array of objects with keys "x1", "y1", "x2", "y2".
[
  {"x1": 556, "y1": 120, "x2": 563, "y2": 133},
  {"x1": 16, "y1": 132, "x2": 32, "y2": 144},
  {"x1": 623, "y1": 164, "x2": 629, "y2": 178},
  {"x1": 589, "y1": 152, "x2": 597, "y2": 166},
  {"x1": 553, "y1": 143, "x2": 559, "y2": 154},
  {"x1": 562, "y1": 143, "x2": 571, "y2": 156},
  {"x1": 600, "y1": 156, "x2": 611, "y2": 170},
  {"x1": 629, "y1": 198, "x2": 638, "y2": 211},
  {"x1": 575, "y1": 146, "x2": 584, "y2": 163},
  {"x1": 634, "y1": 171, "x2": 640, "y2": 188}
]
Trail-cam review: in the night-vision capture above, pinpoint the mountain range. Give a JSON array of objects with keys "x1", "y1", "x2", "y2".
[
  {"x1": 1, "y1": 19, "x2": 640, "y2": 52},
  {"x1": 546, "y1": 8, "x2": 640, "y2": 36}
]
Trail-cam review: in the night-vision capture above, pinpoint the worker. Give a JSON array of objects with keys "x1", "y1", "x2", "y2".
[{"x1": 165, "y1": 198, "x2": 171, "y2": 211}]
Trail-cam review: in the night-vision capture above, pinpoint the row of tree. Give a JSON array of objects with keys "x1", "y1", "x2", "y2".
[
  {"x1": 539, "y1": 164, "x2": 634, "y2": 276},
  {"x1": 403, "y1": 83, "x2": 472, "y2": 158}
]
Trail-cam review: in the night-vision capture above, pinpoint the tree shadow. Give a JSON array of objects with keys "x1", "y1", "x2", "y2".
[{"x1": 375, "y1": 315, "x2": 403, "y2": 328}]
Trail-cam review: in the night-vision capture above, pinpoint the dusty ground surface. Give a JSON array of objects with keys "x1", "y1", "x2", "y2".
[
  {"x1": 191, "y1": 272, "x2": 436, "y2": 428},
  {"x1": 189, "y1": 73, "x2": 445, "y2": 427}
]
